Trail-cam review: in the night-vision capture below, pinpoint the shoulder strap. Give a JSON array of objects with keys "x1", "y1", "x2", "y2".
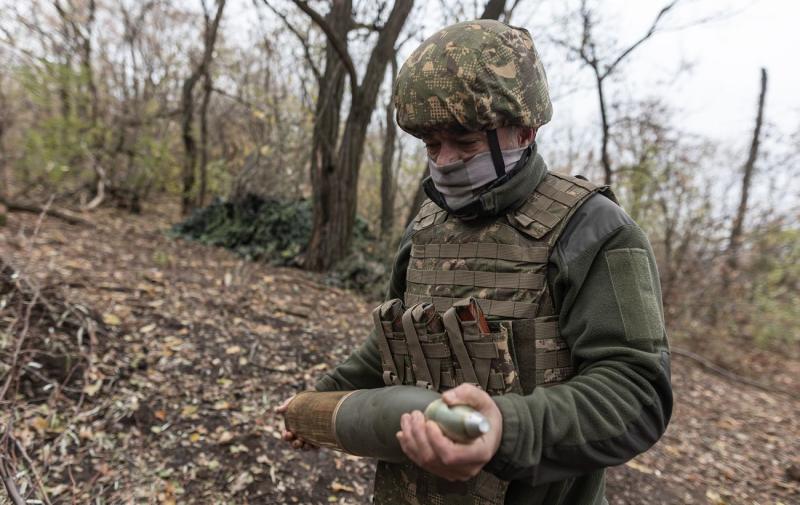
[
  {"x1": 507, "y1": 171, "x2": 610, "y2": 244},
  {"x1": 411, "y1": 198, "x2": 447, "y2": 232}
]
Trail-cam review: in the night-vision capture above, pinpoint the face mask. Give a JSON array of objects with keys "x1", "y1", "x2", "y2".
[{"x1": 428, "y1": 145, "x2": 528, "y2": 210}]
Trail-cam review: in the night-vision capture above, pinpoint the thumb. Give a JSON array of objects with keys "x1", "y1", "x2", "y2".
[{"x1": 442, "y1": 383, "x2": 492, "y2": 410}]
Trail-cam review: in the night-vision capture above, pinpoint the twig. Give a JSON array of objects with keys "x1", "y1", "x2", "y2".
[
  {"x1": 671, "y1": 347, "x2": 797, "y2": 399},
  {"x1": 0, "y1": 417, "x2": 25, "y2": 505},
  {"x1": 13, "y1": 435, "x2": 52, "y2": 505},
  {"x1": 0, "y1": 289, "x2": 38, "y2": 402},
  {"x1": 0, "y1": 458, "x2": 26, "y2": 505}
]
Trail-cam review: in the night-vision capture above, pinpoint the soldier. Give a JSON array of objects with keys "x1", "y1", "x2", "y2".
[{"x1": 279, "y1": 19, "x2": 672, "y2": 505}]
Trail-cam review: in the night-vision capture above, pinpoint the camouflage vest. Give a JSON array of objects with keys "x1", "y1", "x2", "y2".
[{"x1": 373, "y1": 171, "x2": 610, "y2": 505}]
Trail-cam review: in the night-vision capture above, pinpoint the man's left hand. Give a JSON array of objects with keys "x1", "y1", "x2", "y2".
[{"x1": 396, "y1": 383, "x2": 503, "y2": 481}]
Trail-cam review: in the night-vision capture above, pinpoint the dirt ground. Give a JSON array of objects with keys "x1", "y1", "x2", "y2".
[{"x1": 1, "y1": 206, "x2": 798, "y2": 504}]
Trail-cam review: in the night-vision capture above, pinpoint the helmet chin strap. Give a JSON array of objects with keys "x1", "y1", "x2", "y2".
[{"x1": 486, "y1": 129, "x2": 506, "y2": 177}]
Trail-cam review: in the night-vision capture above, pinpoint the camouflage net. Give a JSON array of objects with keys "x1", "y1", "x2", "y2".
[{"x1": 172, "y1": 194, "x2": 388, "y2": 300}]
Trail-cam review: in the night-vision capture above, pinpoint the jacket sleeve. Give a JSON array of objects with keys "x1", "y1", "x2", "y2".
[
  {"x1": 314, "y1": 224, "x2": 414, "y2": 392},
  {"x1": 484, "y1": 195, "x2": 673, "y2": 484}
]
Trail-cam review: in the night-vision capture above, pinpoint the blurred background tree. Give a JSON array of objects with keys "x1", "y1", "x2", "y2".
[{"x1": 0, "y1": 0, "x2": 797, "y2": 354}]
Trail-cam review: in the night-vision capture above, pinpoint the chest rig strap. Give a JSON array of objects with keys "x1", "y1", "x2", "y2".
[{"x1": 401, "y1": 305, "x2": 436, "y2": 390}]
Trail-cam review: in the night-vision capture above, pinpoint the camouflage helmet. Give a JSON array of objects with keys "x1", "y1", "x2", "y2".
[{"x1": 393, "y1": 19, "x2": 552, "y2": 138}]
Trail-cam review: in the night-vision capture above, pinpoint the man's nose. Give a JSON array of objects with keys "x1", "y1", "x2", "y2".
[{"x1": 437, "y1": 142, "x2": 461, "y2": 165}]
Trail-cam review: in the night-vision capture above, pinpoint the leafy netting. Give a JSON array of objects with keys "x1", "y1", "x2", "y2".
[
  {"x1": 172, "y1": 195, "x2": 313, "y2": 265},
  {"x1": 172, "y1": 195, "x2": 388, "y2": 299}
]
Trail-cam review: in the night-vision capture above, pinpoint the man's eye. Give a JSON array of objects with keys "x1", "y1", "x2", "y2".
[{"x1": 458, "y1": 140, "x2": 478, "y2": 147}]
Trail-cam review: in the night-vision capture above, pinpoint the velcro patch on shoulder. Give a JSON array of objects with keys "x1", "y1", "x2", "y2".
[{"x1": 605, "y1": 248, "x2": 664, "y2": 345}]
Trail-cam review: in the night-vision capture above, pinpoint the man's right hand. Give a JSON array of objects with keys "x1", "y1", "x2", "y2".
[{"x1": 276, "y1": 395, "x2": 318, "y2": 450}]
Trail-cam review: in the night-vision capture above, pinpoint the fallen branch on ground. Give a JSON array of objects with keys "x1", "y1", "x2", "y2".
[
  {"x1": 0, "y1": 196, "x2": 93, "y2": 227},
  {"x1": 672, "y1": 346, "x2": 797, "y2": 399}
]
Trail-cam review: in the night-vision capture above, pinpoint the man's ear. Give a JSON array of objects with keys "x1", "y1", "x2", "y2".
[{"x1": 518, "y1": 127, "x2": 537, "y2": 145}]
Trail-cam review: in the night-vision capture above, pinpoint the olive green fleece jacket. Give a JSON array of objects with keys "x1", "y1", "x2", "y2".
[{"x1": 314, "y1": 155, "x2": 673, "y2": 505}]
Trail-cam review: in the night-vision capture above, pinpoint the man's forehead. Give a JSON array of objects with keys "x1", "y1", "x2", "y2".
[{"x1": 423, "y1": 128, "x2": 485, "y2": 142}]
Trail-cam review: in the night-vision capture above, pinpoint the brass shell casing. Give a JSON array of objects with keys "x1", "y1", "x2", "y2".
[{"x1": 283, "y1": 390, "x2": 354, "y2": 450}]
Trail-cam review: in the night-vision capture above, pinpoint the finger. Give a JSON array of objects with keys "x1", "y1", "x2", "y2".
[
  {"x1": 275, "y1": 396, "x2": 294, "y2": 413},
  {"x1": 442, "y1": 384, "x2": 492, "y2": 410},
  {"x1": 398, "y1": 423, "x2": 425, "y2": 465},
  {"x1": 399, "y1": 414, "x2": 420, "y2": 457},
  {"x1": 409, "y1": 411, "x2": 436, "y2": 463},
  {"x1": 426, "y1": 420, "x2": 462, "y2": 464},
  {"x1": 427, "y1": 420, "x2": 486, "y2": 469},
  {"x1": 282, "y1": 430, "x2": 296, "y2": 441},
  {"x1": 396, "y1": 431, "x2": 411, "y2": 457}
]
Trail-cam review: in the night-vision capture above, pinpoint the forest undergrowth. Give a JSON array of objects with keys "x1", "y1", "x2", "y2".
[{"x1": 0, "y1": 205, "x2": 798, "y2": 505}]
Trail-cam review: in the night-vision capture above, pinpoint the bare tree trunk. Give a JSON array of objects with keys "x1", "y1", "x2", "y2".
[
  {"x1": 198, "y1": 64, "x2": 213, "y2": 208},
  {"x1": 380, "y1": 57, "x2": 398, "y2": 239},
  {"x1": 0, "y1": 84, "x2": 9, "y2": 203},
  {"x1": 727, "y1": 68, "x2": 767, "y2": 272},
  {"x1": 305, "y1": 0, "x2": 351, "y2": 270},
  {"x1": 304, "y1": 0, "x2": 414, "y2": 271},
  {"x1": 480, "y1": 0, "x2": 507, "y2": 20},
  {"x1": 595, "y1": 71, "x2": 612, "y2": 185},
  {"x1": 181, "y1": 0, "x2": 226, "y2": 215},
  {"x1": 181, "y1": 75, "x2": 200, "y2": 214}
]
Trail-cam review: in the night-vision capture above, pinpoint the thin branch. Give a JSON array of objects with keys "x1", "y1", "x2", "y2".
[
  {"x1": 350, "y1": 21, "x2": 383, "y2": 32},
  {"x1": 672, "y1": 347, "x2": 796, "y2": 399},
  {"x1": 504, "y1": 0, "x2": 524, "y2": 22},
  {"x1": 602, "y1": 0, "x2": 680, "y2": 79},
  {"x1": 727, "y1": 68, "x2": 767, "y2": 264},
  {"x1": 0, "y1": 459, "x2": 25, "y2": 505},
  {"x1": 261, "y1": 0, "x2": 322, "y2": 81},
  {"x1": 289, "y1": 0, "x2": 358, "y2": 90},
  {"x1": 13, "y1": 436, "x2": 52, "y2": 505}
]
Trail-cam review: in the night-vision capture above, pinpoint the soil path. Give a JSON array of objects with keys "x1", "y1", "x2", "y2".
[{"x1": 1, "y1": 208, "x2": 797, "y2": 504}]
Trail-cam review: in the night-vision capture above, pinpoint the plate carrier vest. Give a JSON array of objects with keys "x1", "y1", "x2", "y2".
[{"x1": 372, "y1": 171, "x2": 614, "y2": 505}]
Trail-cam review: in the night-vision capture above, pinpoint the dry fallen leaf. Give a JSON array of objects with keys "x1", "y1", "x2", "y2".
[
  {"x1": 180, "y1": 405, "x2": 199, "y2": 418},
  {"x1": 330, "y1": 481, "x2": 355, "y2": 493},
  {"x1": 83, "y1": 378, "x2": 103, "y2": 396},
  {"x1": 29, "y1": 416, "x2": 49, "y2": 435},
  {"x1": 625, "y1": 460, "x2": 656, "y2": 475}
]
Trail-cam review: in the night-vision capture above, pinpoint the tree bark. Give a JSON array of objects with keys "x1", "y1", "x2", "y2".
[
  {"x1": 379, "y1": 57, "x2": 398, "y2": 239},
  {"x1": 181, "y1": 0, "x2": 226, "y2": 215},
  {"x1": 305, "y1": 0, "x2": 352, "y2": 270},
  {"x1": 304, "y1": 0, "x2": 414, "y2": 271},
  {"x1": 595, "y1": 70, "x2": 612, "y2": 185},
  {"x1": 198, "y1": 59, "x2": 213, "y2": 208},
  {"x1": 727, "y1": 68, "x2": 767, "y2": 271},
  {"x1": 480, "y1": 0, "x2": 506, "y2": 20}
]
